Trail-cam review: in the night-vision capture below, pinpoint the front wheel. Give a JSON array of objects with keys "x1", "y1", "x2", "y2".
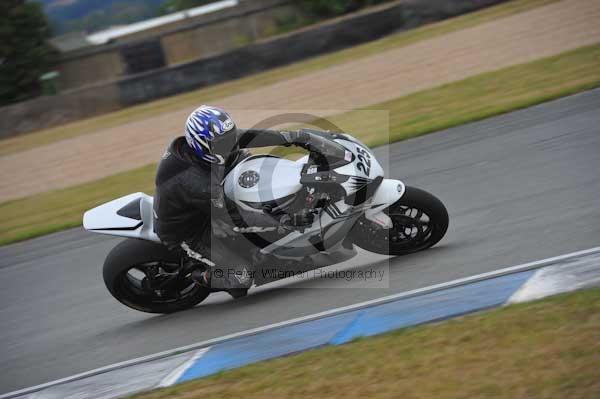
[
  {"x1": 103, "y1": 239, "x2": 210, "y2": 314},
  {"x1": 351, "y1": 186, "x2": 449, "y2": 256}
]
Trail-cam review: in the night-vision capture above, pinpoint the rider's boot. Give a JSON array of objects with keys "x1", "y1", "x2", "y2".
[
  {"x1": 190, "y1": 267, "x2": 248, "y2": 299},
  {"x1": 190, "y1": 268, "x2": 210, "y2": 287}
]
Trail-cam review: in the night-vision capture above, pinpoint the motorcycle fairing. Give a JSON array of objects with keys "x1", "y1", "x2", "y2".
[
  {"x1": 333, "y1": 138, "x2": 384, "y2": 196},
  {"x1": 364, "y1": 179, "x2": 405, "y2": 228},
  {"x1": 83, "y1": 192, "x2": 160, "y2": 242}
]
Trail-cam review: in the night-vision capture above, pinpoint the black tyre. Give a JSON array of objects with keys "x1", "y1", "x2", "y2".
[
  {"x1": 103, "y1": 239, "x2": 210, "y2": 314},
  {"x1": 351, "y1": 186, "x2": 449, "y2": 256}
]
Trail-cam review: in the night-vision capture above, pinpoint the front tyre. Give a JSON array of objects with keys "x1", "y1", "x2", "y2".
[
  {"x1": 351, "y1": 186, "x2": 449, "y2": 256},
  {"x1": 103, "y1": 239, "x2": 210, "y2": 314}
]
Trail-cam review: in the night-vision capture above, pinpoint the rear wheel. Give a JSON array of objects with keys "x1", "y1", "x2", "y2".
[
  {"x1": 351, "y1": 186, "x2": 449, "y2": 256},
  {"x1": 103, "y1": 239, "x2": 210, "y2": 314}
]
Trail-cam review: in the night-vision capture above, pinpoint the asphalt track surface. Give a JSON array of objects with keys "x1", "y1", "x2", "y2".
[{"x1": 1, "y1": 90, "x2": 599, "y2": 394}]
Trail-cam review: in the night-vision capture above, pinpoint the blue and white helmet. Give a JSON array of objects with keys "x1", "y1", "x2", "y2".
[{"x1": 185, "y1": 105, "x2": 238, "y2": 165}]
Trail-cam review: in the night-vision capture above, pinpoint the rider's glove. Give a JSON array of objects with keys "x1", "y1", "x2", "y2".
[
  {"x1": 210, "y1": 182, "x2": 225, "y2": 209},
  {"x1": 212, "y1": 218, "x2": 233, "y2": 238},
  {"x1": 281, "y1": 130, "x2": 310, "y2": 148}
]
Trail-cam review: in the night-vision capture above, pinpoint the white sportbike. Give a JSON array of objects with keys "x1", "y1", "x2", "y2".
[{"x1": 84, "y1": 129, "x2": 448, "y2": 313}]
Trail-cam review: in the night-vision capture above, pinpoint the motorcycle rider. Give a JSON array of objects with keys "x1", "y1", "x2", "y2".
[{"x1": 153, "y1": 105, "x2": 325, "y2": 295}]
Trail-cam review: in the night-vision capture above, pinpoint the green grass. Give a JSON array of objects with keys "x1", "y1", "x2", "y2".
[
  {"x1": 1, "y1": 43, "x2": 599, "y2": 246},
  {"x1": 0, "y1": 0, "x2": 559, "y2": 156},
  {"x1": 335, "y1": 43, "x2": 600, "y2": 147},
  {"x1": 130, "y1": 288, "x2": 600, "y2": 399},
  {"x1": 0, "y1": 165, "x2": 156, "y2": 245}
]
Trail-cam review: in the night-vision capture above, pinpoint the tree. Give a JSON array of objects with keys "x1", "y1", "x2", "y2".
[
  {"x1": 297, "y1": 0, "x2": 388, "y2": 17},
  {"x1": 0, "y1": 0, "x2": 56, "y2": 105}
]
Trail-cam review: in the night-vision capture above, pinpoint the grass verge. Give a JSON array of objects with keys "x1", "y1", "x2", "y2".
[
  {"x1": 130, "y1": 288, "x2": 600, "y2": 399},
  {"x1": 0, "y1": 0, "x2": 559, "y2": 156},
  {"x1": 1, "y1": 43, "x2": 599, "y2": 246}
]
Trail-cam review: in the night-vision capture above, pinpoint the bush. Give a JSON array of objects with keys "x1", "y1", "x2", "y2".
[{"x1": 297, "y1": 0, "x2": 390, "y2": 17}]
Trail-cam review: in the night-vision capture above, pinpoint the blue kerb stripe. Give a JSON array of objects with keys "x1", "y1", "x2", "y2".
[
  {"x1": 329, "y1": 310, "x2": 366, "y2": 345},
  {"x1": 329, "y1": 270, "x2": 533, "y2": 345},
  {"x1": 179, "y1": 311, "x2": 357, "y2": 381},
  {"x1": 177, "y1": 269, "x2": 534, "y2": 383}
]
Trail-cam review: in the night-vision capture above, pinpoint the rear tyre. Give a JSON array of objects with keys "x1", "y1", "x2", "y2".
[
  {"x1": 351, "y1": 186, "x2": 449, "y2": 256},
  {"x1": 103, "y1": 239, "x2": 210, "y2": 314}
]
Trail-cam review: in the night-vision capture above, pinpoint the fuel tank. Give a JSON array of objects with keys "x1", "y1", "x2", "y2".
[{"x1": 224, "y1": 155, "x2": 304, "y2": 213}]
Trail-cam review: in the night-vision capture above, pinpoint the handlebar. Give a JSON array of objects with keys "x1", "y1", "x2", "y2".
[{"x1": 287, "y1": 129, "x2": 350, "y2": 167}]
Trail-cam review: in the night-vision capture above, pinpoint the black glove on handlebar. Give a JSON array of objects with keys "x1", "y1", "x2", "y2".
[
  {"x1": 281, "y1": 130, "x2": 309, "y2": 147},
  {"x1": 281, "y1": 129, "x2": 351, "y2": 172}
]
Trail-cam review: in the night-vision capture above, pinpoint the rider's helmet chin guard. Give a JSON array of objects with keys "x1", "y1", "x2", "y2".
[{"x1": 185, "y1": 105, "x2": 240, "y2": 166}]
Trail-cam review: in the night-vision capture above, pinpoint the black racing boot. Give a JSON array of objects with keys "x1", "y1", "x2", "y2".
[
  {"x1": 190, "y1": 268, "x2": 211, "y2": 288},
  {"x1": 192, "y1": 268, "x2": 248, "y2": 298}
]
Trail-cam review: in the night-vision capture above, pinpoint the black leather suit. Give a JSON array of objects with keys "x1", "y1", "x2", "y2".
[{"x1": 153, "y1": 129, "x2": 293, "y2": 289}]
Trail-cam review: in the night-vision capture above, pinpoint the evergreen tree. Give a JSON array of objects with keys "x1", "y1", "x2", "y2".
[{"x1": 0, "y1": 0, "x2": 55, "y2": 105}]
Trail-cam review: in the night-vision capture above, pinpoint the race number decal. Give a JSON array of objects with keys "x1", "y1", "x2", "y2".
[{"x1": 356, "y1": 146, "x2": 371, "y2": 176}]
